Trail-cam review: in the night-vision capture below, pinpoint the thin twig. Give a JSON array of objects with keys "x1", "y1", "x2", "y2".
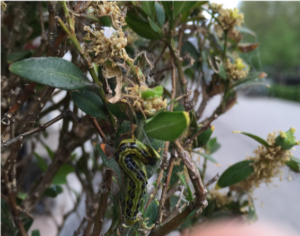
[
  {"x1": 154, "y1": 43, "x2": 167, "y2": 68},
  {"x1": 88, "y1": 115, "x2": 108, "y2": 143},
  {"x1": 169, "y1": 59, "x2": 176, "y2": 112},
  {"x1": 157, "y1": 150, "x2": 177, "y2": 224},
  {"x1": 183, "y1": 114, "x2": 218, "y2": 148},
  {"x1": 92, "y1": 169, "x2": 113, "y2": 236}
]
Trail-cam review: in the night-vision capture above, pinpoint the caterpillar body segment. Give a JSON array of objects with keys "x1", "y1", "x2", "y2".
[{"x1": 115, "y1": 139, "x2": 159, "y2": 225}]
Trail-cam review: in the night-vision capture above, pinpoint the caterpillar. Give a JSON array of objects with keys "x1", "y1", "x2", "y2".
[{"x1": 115, "y1": 139, "x2": 159, "y2": 225}]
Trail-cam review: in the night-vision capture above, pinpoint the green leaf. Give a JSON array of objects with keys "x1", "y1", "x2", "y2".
[
  {"x1": 181, "y1": 41, "x2": 200, "y2": 70},
  {"x1": 43, "y1": 185, "x2": 63, "y2": 198},
  {"x1": 216, "y1": 160, "x2": 254, "y2": 189},
  {"x1": 115, "y1": 120, "x2": 131, "y2": 148},
  {"x1": 290, "y1": 156, "x2": 300, "y2": 164},
  {"x1": 109, "y1": 193, "x2": 121, "y2": 231},
  {"x1": 161, "y1": 1, "x2": 173, "y2": 18},
  {"x1": 155, "y1": 2, "x2": 165, "y2": 28},
  {"x1": 70, "y1": 89, "x2": 107, "y2": 119},
  {"x1": 31, "y1": 230, "x2": 41, "y2": 236},
  {"x1": 218, "y1": 64, "x2": 227, "y2": 79},
  {"x1": 52, "y1": 164, "x2": 74, "y2": 185},
  {"x1": 285, "y1": 159, "x2": 300, "y2": 172},
  {"x1": 206, "y1": 137, "x2": 221, "y2": 154},
  {"x1": 198, "y1": 152, "x2": 219, "y2": 166},
  {"x1": 179, "y1": 174, "x2": 193, "y2": 202},
  {"x1": 9, "y1": 57, "x2": 92, "y2": 90},
  {"x1": 7, "y1": 51, "x2": 32, "y2": 63},
  {"x1": 95, "y1": 144, "x2": 122, "y2": 187},
  {"x1": 42, "y1": 143, "x2": 54, "y2": 160},
  {"x1": 144, "y1": 199, "x2": 159, "y2": 227},
  {"x1": 148, "y1": 17, "x2": 163, "y2": 36},
  {"x1": 144, "y1": 111, "x2": 190, "y2": 141},
  {"x1": 142, "y1": 1, "x2": 155, "y2": 19},
  {"x1": 108, "y1": 102, "x2": 129, "y2": 121},
  {"x1": 173, "y1": 1, "x2": 198, "y2": 17},
  {"x1": 100, "y1": 16, "x2": 112, "y2": 27},
  {"x1": 34, "y1": 152, "x2": 48, "y2": 172},
  {"x1": 192, "y1": 127, "x2": 213, "y2": 149},
  {"x1": 233, "y1": 131, "x2": 270, "y2": 147},
  {"x1": 126, "y1": 11, "x2": 160, "y2": 40}
]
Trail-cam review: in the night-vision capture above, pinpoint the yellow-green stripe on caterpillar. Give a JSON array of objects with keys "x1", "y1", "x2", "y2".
[{"x1": 115, "y1": 139, "x2": 159, "y2": 225}]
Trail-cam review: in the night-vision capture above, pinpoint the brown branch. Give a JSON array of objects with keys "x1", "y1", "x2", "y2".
[
  {"x1": 22, "y1": 116, "x2": 94, "y2": 212},
  {"x1": 183, "y1": 114, "x2": 218, "y2": 148},
  {"x1": 149, "y1": 141, "x2": 209, "y2": 236},
  {"x1": 92, "y1": 169, "x2": 113, "y2": 236},
  {"x1": 73, "y1": 217, "x2": 89, "y2": 236},
  {"x1": 205, "y1": 173, "x2": 219, "y2": 187},
  {"x1": 154, "y1": 43, "x2": 167, "y2": 68},
  {"x1": 157, "y1": 150, "x2": 176, "y2": 224},
  {"x1": 3, "y1": 142, "x2": 27, "y2": 236},
  {"x1": 39, "y1": 2, "x2": 46, "y2": 43},
  {"x1": 145, "y1": 141, "x2": 169, "y2": 210},
  {"x1": 169, "y1": 59, "x2": 176, "y2": 112},
  {"x1": 2, "y1": 110, "x2": 81, "y2": 147},
  {"x1": 47, "y1": 1, "x2": 57, "y2": 47},
  {"x1": 165, "y1": 185, "x2": 183, "y2": 201},
  {"x1": 88, "y1": 115, "x2": 108, "y2": 143}
]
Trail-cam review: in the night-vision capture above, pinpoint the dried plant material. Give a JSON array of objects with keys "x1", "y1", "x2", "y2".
[
  {"x1": 1, "y1": 1, "x2": 7, "y2": 11},
  {"x1": 83, "y1": 26, "x2": 133, "y2": 67},
  {"x1": 122, "y1": 85, "x2": 167, "y2": 117},
  {"x1": 211, "y1": 4, "x2": 244, "y2": 37},
  {"x1": 232, "y1": 131, "x2": 294, "y2": 192},
  {"x1": 238, "y1": 43, "x2": 260, "y2": 53},
  {"x1": 87, "y1": 0, "x2": 126, "y2": 29},
  {"x1": 225, "y1": 58, "x2": 249, "y2": 80},
  {"x1": 103, "y1": 65, "x2": 122, "y2": 104}
]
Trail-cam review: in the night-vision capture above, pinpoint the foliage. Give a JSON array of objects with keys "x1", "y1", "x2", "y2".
[
  {"x1": 1, "y1": 1, "x2": 299, "y2": 236},
  {"x1": 239, "y1": 2, "x2": 300, "y2": 76}
]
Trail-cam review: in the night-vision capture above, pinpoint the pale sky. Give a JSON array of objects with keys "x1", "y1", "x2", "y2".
[{"x1": 211, "y1": 0, "x2": 240, "y2": 9}]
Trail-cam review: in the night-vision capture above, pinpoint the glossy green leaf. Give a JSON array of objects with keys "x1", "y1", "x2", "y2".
[
  {"x1": 43, "y1": 185, "x2": 63, "y2": 198},
  {"x1": 7, "y1": 51, "x2": 32, "y2": 63},
  {"x1": 290, "y1": 156, "x2": 300, "y2": 164},
  {"x1": 109, "y1": 193, "x2": 121, "y2": 231},
  {"x1": 206, "y1": 137, "x2": 221, "y2": 154},
  {"x1": 144, "y1": 199, "x2": 159, "y2": 227},
  {"x1": 181, "y1": 41, "x2": 200, "y2": 70},
  {"x1": 144, "y1": 111, "x2": 190, "y2": 141},
  {"x1": 233, "y1": 131, "x2": 270, "y2": 147},
  {"x1": 31, "y1": 230, "x2": 41, "y2": 236},
  {"x1": 70, "y1": 89, "x2": 107, "y2": 120},
  {"x1": 142, "y1": 1, "x2": 155, "y2": 19},
  {"x1": 52, "y1": 164, "x2": 74, "y2": 185},
  {"x1": 173, "y1": 1, "x2": 198, "y2": 17},
  {"x1": 216, "y1": 160, "x2": 254, "y2": 189},
  {"x1": 108, "y1": 102, "x2": 129, "y2": 121},
  {"x1": 193, "y1": 127, "x2": 213, "y2": 149},
  {"x1": 144, "y1": 138, "x2": 164, "y2": 178},
  {"x1": 161, "y1": 1, "x2": 173, "y2": 18},
  {"x1": 148, "y1": 17, "x2": 163, "y2": 36},
  {"x1": 100, "y1": 16, "x2": 112, "y2": 27},
  {"x1": 285, "y1": 159, "x2": 300, "y2": 172},
  {"x1": 198, "y1": 152, "x2": 219, "y2": 166},
  {"x1": 115, "y1": 120, "x2": 131, "y2": 148},
  {"x1": 155, "y1": 2, "x2": 165, "y2": 28},
  {"x1": 9, "y1": 57, "x2": 92, "y2": 90},
  {"x1": 34, "y1": 152, "x2": 48, "y2": 172},
  {"x1": 95, "y1": 144, "x2": 122, "y2": 187},
  {"x1": 126, "y1": 11, "x2": 159, "y2": 40}
]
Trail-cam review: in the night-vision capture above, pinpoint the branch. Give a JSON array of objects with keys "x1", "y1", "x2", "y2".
[
  {"x1": 2, "y1": 110, "x2": 81, "y2": 147},
  {"x1": 92, "y1": 169, "x2": 113, "y2": 236},
  {"x1": 157, "y1": 150, "x2": 176, "y2": 224},
  {"x1": 169, "y1": 59, "x2": 176, "y2": 112}
]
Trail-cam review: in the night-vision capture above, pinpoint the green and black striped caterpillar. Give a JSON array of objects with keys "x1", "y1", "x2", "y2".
[{"x1": 115, "y1": 139, "x2": 160, "y2": 225}]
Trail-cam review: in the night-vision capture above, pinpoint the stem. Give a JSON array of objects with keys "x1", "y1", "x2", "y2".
[
  {"x1": 222, "y1": 30, "x2": 228, "y2": 60},
  {"x1": 55, "y1": 16, "x2": 117, "y2": 132}
]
